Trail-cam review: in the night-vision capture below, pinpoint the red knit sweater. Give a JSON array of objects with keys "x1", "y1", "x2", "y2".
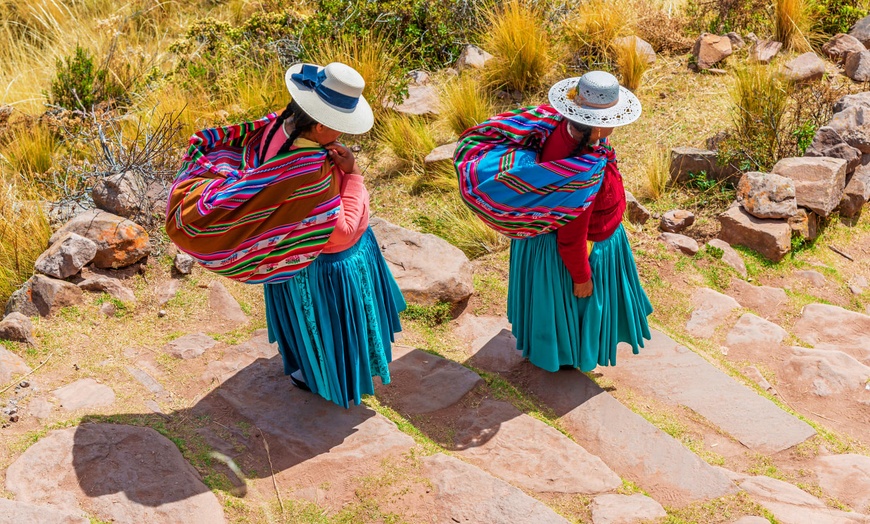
[{"x1": 541, "y1": 119, "x2": 626, "y2": 283}]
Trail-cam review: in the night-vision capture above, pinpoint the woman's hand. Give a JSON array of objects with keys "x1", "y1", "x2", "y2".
[
  {"x1": 573, "y1": 279, "x2": 593, "y2": 298},
  {"x1": 325, "y1": 142, "x2": 360, "y2": 174}
]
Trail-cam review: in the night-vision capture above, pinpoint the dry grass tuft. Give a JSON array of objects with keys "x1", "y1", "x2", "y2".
[
  {"x1": 412, "y1": 161, "x2": 458, "y2": 195},
  {"x1": 440, "y1": 74, "x2": 495, "y2": 137},
  {"x1": 0, "y1": 122, "x2": 59, "y2": 180},
  {"x1": 0, "y1": 180, "x2": 51, "y2": 303},
  {"x1": 417, "y1": 194, "x2": 509, "y2": 259},
  {"x1": 774, "y1": 0, "x2": 813, "y2": 51},
  {"x1": 639, "y1": 145, "x2": 671, "y2": 200},
  {"x1": 727, "y1": 64, "x2": 789, "y2": 170},
  {"x1": 565, "y1": 0, "x2": 634, "y2": 63},
  {"x1": 376, "y1": 114, "x2": 437, "y2": 167},
  {"x1": 632, "y1": 4, "x2": 694, "y2": 54},
  {"x1": 613, "y1": 37, "x2": 649, "y2": 92},
  {"x1": 482, "y1": 0, "x2": 554, "y2": 94}
]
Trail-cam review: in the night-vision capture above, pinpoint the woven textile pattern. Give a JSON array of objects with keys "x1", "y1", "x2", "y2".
[
  {"x1": 454, "y1": 105, "x2": 615, "y2": 238},
  {"x1": 166, "y1": 114, "x2": 342, "y2": 284}
]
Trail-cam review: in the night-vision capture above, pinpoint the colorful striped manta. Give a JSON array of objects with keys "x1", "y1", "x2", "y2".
[
  {"x1": 166, "y1": 114, "x2": 342, "y2": 284},
  {"x1": 454, "y1": 105, "x2": 614, "y2": 238}
]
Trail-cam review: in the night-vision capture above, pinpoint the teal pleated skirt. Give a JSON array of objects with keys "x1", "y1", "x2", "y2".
[
  {"x1": 264, "y1": 228, "x2": 406, "y2": 408},
  {"x1": 507, "y1": 224, "x2": 652, "y2": 372}
]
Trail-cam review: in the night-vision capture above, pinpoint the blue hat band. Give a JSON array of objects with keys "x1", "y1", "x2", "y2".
[{"x1": 291, "y1": 65, "x2": 359, "y2": 110}]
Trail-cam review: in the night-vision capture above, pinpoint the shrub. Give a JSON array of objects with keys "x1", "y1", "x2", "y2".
[
  {"x1": 565, "y1": 0, "x2": 633, "y2": 64},
  {"x1": 376, "y1": 114, "x2": 436, "y2": 167},
  {"x1": 632, "y1": 5, "x2": 694, "y2": 54},
  {"x1": 482, "y1": 0, "x2": 554, "y2": 94},
  {"x1": 613, "y1": 37, "x2": 648, "y2": 92},
  {"x1": 415, "y1": 194, "x2": 509, "y2": 259},
  {"x1": 49, "y1": 44, "x2": 125, "y2": 110},
  {"x1": 440, "y1": 74, "x2": 495, "y2": 137},
  {"x1": 684, "y1": 0, "x2": 770, "y2": 36},
  {"x1": 811, "y1": 0, "x2": 869, "y2": 35},
  {"x1": 0, "y1": 180, "x2": 51, "y2": 304},
  {"x1": 400, "y1": 302, "x2": 453, "y2": 326}
]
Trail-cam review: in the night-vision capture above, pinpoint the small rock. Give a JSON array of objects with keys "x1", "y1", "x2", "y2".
[
  {"x1": 52, "y1": 378, "x2": 116, "y2": 411},
  {"x1": 9, "y1": 414, "x2": 18, "y2": 422},
  {"x1": 828, "y1": 106, "x2": 870, "y2": 154},
  {"x1": 613, "y1": 35, "x2": 656, "y2": 64},
  {"x1": 49, "y1": 209, "x2": 150, "y2": 269},
  {"x1": 0, "y1": 312, "x2": 35, "y2": 345},
  {"x1": 28, "y1": 275, "x2": 85, "y2": 317},
  {"x1": 165, "y1": 332, "x2": 217, "y2": 360},
  {"x1": 0, "y1": 347, "x2": 31, "y2": 384},
  {"x1": 822, "y1": 33, "x2": 866, "y2": 63},
  {"x1": 686, "y1": 288, "x2": 741, "y2": 338},
  {"x1": 786, "y1": 347, "x2": 870, "y2": 396},
  {"x1": 33, "y1": 232, "x2": 97, "y2": 279},
  {"x1": 424, "y1": 142, "x2": 458, "y2": 164},
  {"x1": 692, "y1": 33, "x2": 733, "y2": 70},
  {"x1": 725, "y1": 313, "x2": 788, "y2": 349},
  {"x1": 788, "y1": 208, "x2": 820, "y2": 240},
  {"x1": 174, "y1": 252, "x2": 195, "y2": 275},
  {"x1": 659, "y1": 232, "x2": 699, "y2": 255},
  {"x1": 783, "y1": 52, "x2": 826, "y2": 83},
  {"x1": 91, "y1": 171, "x2": 150, "y2": 220},
  {"x1": 157, "y1": 309, "x2": 167, "y2": 318},
  {"x1": 706, "y1": 239, "x2": 747, "y2": 277},
  {"x1": 736, "y1": 172, "x2": 797, "y2": 219},
  {"x1": 849, "y1": 14, "x2": 870, "y2": 47},
  {"x1": 456, "y1": 44, "x2": 494, "y2": 70},
  {"x1": 771, "y1": 157, "x2": 848, "y2": 217},
  {"x1": 208, "y1": 281, "x2": 247, "y2": 324},
  {"x1": 813, "y1": 454, "x2": 870, "y2": 512},
  {"x1": 751, "y1": 39, "x2": 782, "y2": 63},
  {"x1": 850, "y1": 275, "x2": 868, "y2": 294},
  {"x1": 804, "y1": 126, "x2": 861, "y2": 175},
  {"x1": 387, "y1": 84, "x2": 440, "y2": 116},
  {"x1": 845, "y1": 49, "x2": 870, "y2": 82},
  {"x1": 624, "y1": 190, "x2": 651, "y2": 226},
  {"x1": 669, "y1": 146, "x2": 737, "y2": 184},
  {"x1": 660, "y1": 210, "x2": 695, "y2": 233},
  {"x1": 718, "y1": 206, "x2": 791, "y2": 262},
  {"x1": 795, "y1": 270, "x2": 826, "y2": 287},
  {"x1": 78, "y1": 275, "x2": 136, "y2": 304},
  {"x1": 99, "y1": 302, "x2": 116, "y2": 317},
  {"x1": 26, "y1": 397, "x2": 52, "y2": 420},
  {"x1": 725, "y1": 32, "x2": 745, "y2": 49},
  {"x1": 590, "y1": 494, "x2": 667, "y2": 524},
  {"x1": 746, "y1": 32, "x2": 759, "y2": 44},
  {"x1": 743, "y1": 366, "x2": 774, "y2": 392},
  {"x1": 834, "y1": 92, "x2": 870, "y2": 114},
  {"x1": 408, "y1": 70, "x2": 430, "y2": 86},
  {"x1": 157, "y1": 279, "x2": 182, "y2": 306},
  {"x1": 839, "y1": 164, "x2": 870, "y2": 218}
]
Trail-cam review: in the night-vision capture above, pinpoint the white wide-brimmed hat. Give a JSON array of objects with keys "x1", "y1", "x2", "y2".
[
  {"x1": 285, "y1": 62, "x2": 374, "y2": 135},
  {"x1": 548, "y1": 71, "x2": 641, "y2": 128}
]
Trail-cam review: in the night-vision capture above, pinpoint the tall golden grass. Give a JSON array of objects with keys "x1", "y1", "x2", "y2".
[
  {"x1": 613, "y1": 37, "x2": 649, "y2": 92},
  {"x1": 0, "y1": 123, "x2": 59, "y2": 179},
  {"x1": 0, "y1": 180, "x2": 51, "y2": 303},
  {"x1": 418, "y1": 194, "x2": 509, "y2": 259},
  {"x1": 639, "y1": 145, "x2": 671, "y2": 200},
  {"x1": 412, "y1": 161, "x2": 459, "y2": 195},
  {"x1": 376, "y1": 114, "x2": 437, "y2": 167},
  {"x1": 565, "y1": 0, "x2": 634, "y2": 62},
  {"x1": 482, "y1": 0, "x2": 554, "y2": 93},
  {"x1": 774, "y1": 0, "x2": 812, "y2": 51},
  {"x1": 729, "y1": 64, "x2": 789, "y2": 169},
  {"x1": 440, "y1": 74, "x2": 495, "y2": 137}
]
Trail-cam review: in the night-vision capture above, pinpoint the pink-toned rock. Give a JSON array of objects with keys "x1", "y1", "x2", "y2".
[
  {"x1": 804, "y1": 127, "x2": 861, "y2": 175},
  {"x1": 846, "y1": 49, "x2": 870, "y2": 82},
  {"x1": 792, "y1": 303, "x2": 870, "y2": 362},
  {"x1": 0, "y1": 499, "x2": 87, "y2": 524},
  {"x1": 783, "y1": 52, "x2": 826, "y2": 83},
  {"x1": 727, "y1": 279, "x2": 788, "y2": 318},
  {"x1": 835, "y1": 92, "x2": 870, "y2": 114},
  {"x1": 34, "y1": 232, "x2": 96, "y2": 279},
  {"x1": 453, "y1": 315, "x2": 524, "y2": 373},
  {"x1": 424, "y1": 142, "x2": 458, "y2": 164},
  {"x1": 91, "y1": 171, "x2": 150, "y2": 220},
  {"x1": 78, "y1": 275, "x2": 136, "y2": 304},
  {"x1": 686, "y1": 288, "x2": 740, "y2": 338},
  {"x1": 788, "y1": 208, "x2": 820, "y2": 240},
  {"x1": 751, "y1": 39, "x2": 782, "y2": 63},
  {"x1": 706, "y1": 239, "x2": 747, "y2": 277},
  {"x1": 165, "y1": 333, "x2": 217, "y2": 360},
  {"x1": 692, "y1": 33, "x2": 733, "y2": 69},
  {"x1": 813, "y1": 454, "x2": 870, "y2": 512},
  {"x1": 725, "y1": 313, "x2": 788, "y2": 349},
  {"x1": 28, "y1": 275, "x2": 85, "y2": 317},
  {"x1": 157, "y1": 278, "x2": 182, "y2": 306},
  {"x1": 590, "y1": 494, "x2": 667, "y2": 524},
  {"x1": 625, "y1": 190, "x2": 651, "y2": 226},
  {"x1": 840, "y1": 163, "x2": 870, "y2": 218},
  {"x1": 786, "y1": 347, "x2": 870, "y2": 396},
  {"x1": 173, "y1": 252, "x2": 195, "y2": 275},
  {"x1": 659, "y1": 232, "x2": 699, "y2": 255},
  {"x1": 208, "y1": 281, "x2": 247, "y2": 324},
  {"x1": 49, "y1": 209, "x2": 150, "y2": 269},
  {"x1": 795, "y1": 269, "x2": 826, "y2": 287},
  {"x1": 0, "y1": 347, "x2": 30, "y2": 384},
  {"x1": 771, "y1": 157, "x2": 848, "y2": 217},
  {"x1": 823, "y1": 33, "x2": 866, "y2": 63},
  {"x1": 660, "y1": 209, "x2": 695, "y2": 232},
  {"x1": 0, "y1": 312, "x2": 35, "y2": 345},
  {"x1": 388, "y1": 84, "x2": 439, "y2": 116},
  {"x1": 736, "y1": 172, "x2": 797, "y2": 219},
  {"x1": 718, "y1": 206, "x2": 791, "y2": 262},
  {"x1": 5, "y1": 425, "x2": 225, "y2": 524},
  {"x1": 52, "y1": 378, "x2": 115, "y2": 411},
  {"x1": 456, "y1": 44, "x2": 494, "y2": 70},
  {"x1": 738, "y1": 475, "x2": 868, "y2": 524},
  {"x1": 829, "y1": 106, "x2": 870, "y2": 154},
  {"x1": 851, "y1": 14, "x2": 870, "y2": 47}
]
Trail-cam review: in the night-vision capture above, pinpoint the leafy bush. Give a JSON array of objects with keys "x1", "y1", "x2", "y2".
[
  {"x1": 482, "y1": 0, "x2": 554, "y2": 94},
  {"x1": 684, "y1": 0, "x2": 771, "y2": 36},
  {"x1": 49, "y1": 44, "x2": 126, "y2": 110},
  {"x1": 811, "y1": 0, "x2": 869, "y2": 35},
  {"x1": 400, "y1": 302, "x2": 453, "y2": 326}
]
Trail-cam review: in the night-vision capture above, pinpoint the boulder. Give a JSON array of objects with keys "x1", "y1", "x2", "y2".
[
  {"x1": 34, "y1": 233, "x2": 96, "y2": 279},
  {"x1": 850, "y1": 14, "x2": 870, "y2": 47},
  {"x1": 786, "y1": 347, "x2": 870, "y2": 396},
  {"x1": 590, "y1": 494, "x2": 667, "y2": 524},
  {"x1": 4, "y1": 425, "x2": 225, "y2": 524},
  {"x1": 173, "y1": 252, "x2": 195, "y2": 275},
  {"x1": 669, "y1": 146, "x2": 736, "y2": 184},
  {"x1": 718, "y1": 206, "x2": 791, "y2": 262},
  {"x1": 725, "y1": 32, "x2": 745, "y2": 49},
  {"x1": 771, "y1": 157, "x2": 848, "y2": 217},
  {"x1": 839, "y1": 163, "x2": 870, "y2": 218},
  {"x1": 804, "y1": 127, "x2": 861, "y2": 174},
  {"x1": 370, "y1": 218, "x2": 474, "y2": 306},
  {"x1": 166, "y1": 333, "x2": 217, "y2": 360},
  {"x1": 624, "y1": 190, "x2": 651, "y2": 225},
  {"x1": 845, "y1": 50, "x2": 870, "y2": 82},
  {"x1": 78, "y1": 275, "x2": 136, "y2": 304},
  {"x1": 828, "y1": 106, "x2": 870, "y2": 153},
  {"x1": 783, "y1": 52, "x2": 826, "y2": 83},
  {"x1": 822, "y1": 34, "x2": 866, "y2": 63},
  {"x1": 49, "y1": 209, "x2": 150, "y2": 269},
  {"x1": 424, "y1": 142, "x2": 458, "y2": 164},
  {"x1": 658, "y1": 233, "x2": 699, "y2": 255},
  {"x1": 0, "y1": 347, "x2": 30, "y2": 384},
  {"x1": 692, "y1": 33, "x2": 733, "y2": 70},
  {"x1": 788, "y1": 208, "x2": 820, "y2": 240},
  {"x1": 736, "y1": 172, "x2": 797, "y2": 219},
  {"x1": 0, "y1": 312, "x2": 35, "y2": 345},
  {"x1": 4, "y1": 281, "x2": 38, "y2": 317},
  {"x1": 613, "y1": 35, "x2": 657, "y2": 64},
  {"x1": 706, "y1": 239, "x2": 747, "y2": 277},
  {"x1": 388, "y1": 84, "x2": 440, "y2": 116},
  {"x1": 456, "y1": 44, "x2": 494, "y2": 70},
  {"x1": 27, "y1": 275, "x2": 85, "y2": 317},
  {"x1": 751, "y1": 39, "x2": 782, "y2": 63},
  {"x1": 52, "y1": 378, "x2": 116, "y2": 411},
  {"x1": 660, "y1": 209, "x2": 695, "y2": 232},
  {"x1": 834, "y1": 92, "x2": 870, "y2": 114},
  {"x1": 91, "y1": 171, "x2": 149, "y2": 220},
  {"x1": 813, "y1": 454, "x2": 870, "y2": 512}
]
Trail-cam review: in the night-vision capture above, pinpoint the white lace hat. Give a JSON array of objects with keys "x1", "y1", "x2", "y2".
[
  {"x1": 548, "y1": 71, "x2": 641, "y2": 128},
  {"x1": 285, "y1": 62, "x2": 374, "y2": 135}
]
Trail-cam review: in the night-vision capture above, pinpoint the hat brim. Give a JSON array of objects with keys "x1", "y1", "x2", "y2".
[
  {"x1": 285, "y1": 64, "x2": 374, "y2": 135},
  {"x1": 547, "y1": 77, "x2": 642, "y2": 128}
]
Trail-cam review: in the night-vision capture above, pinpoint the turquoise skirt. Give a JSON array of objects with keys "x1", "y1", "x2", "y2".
[
  {"x1": 507, "y1": 225, "x2": 652, "y2": 372},
  {"x1": 264, "y1": 228, "x2": 406, "y2": 408}
]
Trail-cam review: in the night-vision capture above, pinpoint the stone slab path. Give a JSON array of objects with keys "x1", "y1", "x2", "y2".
[{"x1": 600, "y1": 329, "x2": 817, "y2": 453}]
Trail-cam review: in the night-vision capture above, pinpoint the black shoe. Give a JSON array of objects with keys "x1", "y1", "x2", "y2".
[{"x1": 290, "y1": 375, "x2": 310, "y2": 392}]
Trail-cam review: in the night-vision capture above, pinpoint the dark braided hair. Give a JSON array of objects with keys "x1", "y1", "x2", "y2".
[
  {"x1": 568, "y1": 122, "x2": 594, "y2": 158},
  {"x1": 259, "y1": 99, "x2": 319, "y2": 164}
]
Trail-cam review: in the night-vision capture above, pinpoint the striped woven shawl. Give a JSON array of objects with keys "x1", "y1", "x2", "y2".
[
  {"x1": 454, "y1": 105, "x2": 613, "y2": 238},
  {"x1": 166, "y1": 114, "x2": 341, "y2": 284}
]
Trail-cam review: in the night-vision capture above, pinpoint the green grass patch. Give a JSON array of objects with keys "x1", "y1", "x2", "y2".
[
  {"x1": 400, "y1": 302, "x2": 452, "y2": 327},
  {"x1": 663, "y1": 492, "x2": 775, "y2": 523}
]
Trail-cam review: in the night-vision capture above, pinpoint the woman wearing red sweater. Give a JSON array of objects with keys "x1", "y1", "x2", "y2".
[{"x1": 457, "y1": 71, "x2": 652, "y2": 372}]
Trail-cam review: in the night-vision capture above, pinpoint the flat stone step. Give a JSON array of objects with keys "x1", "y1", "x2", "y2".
[
  {"x1": 736, "y1": 474, "x2": 870, "y2": 524},
  {"x1": 379, "y1": 345, "x2": 622, "y2": 495},
  {"x1": 600, "y1": 330, "x2": 816, "y2": 453},
  {"x1": 457, "y1": 316, "x2": 737, "y2": 506}
]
